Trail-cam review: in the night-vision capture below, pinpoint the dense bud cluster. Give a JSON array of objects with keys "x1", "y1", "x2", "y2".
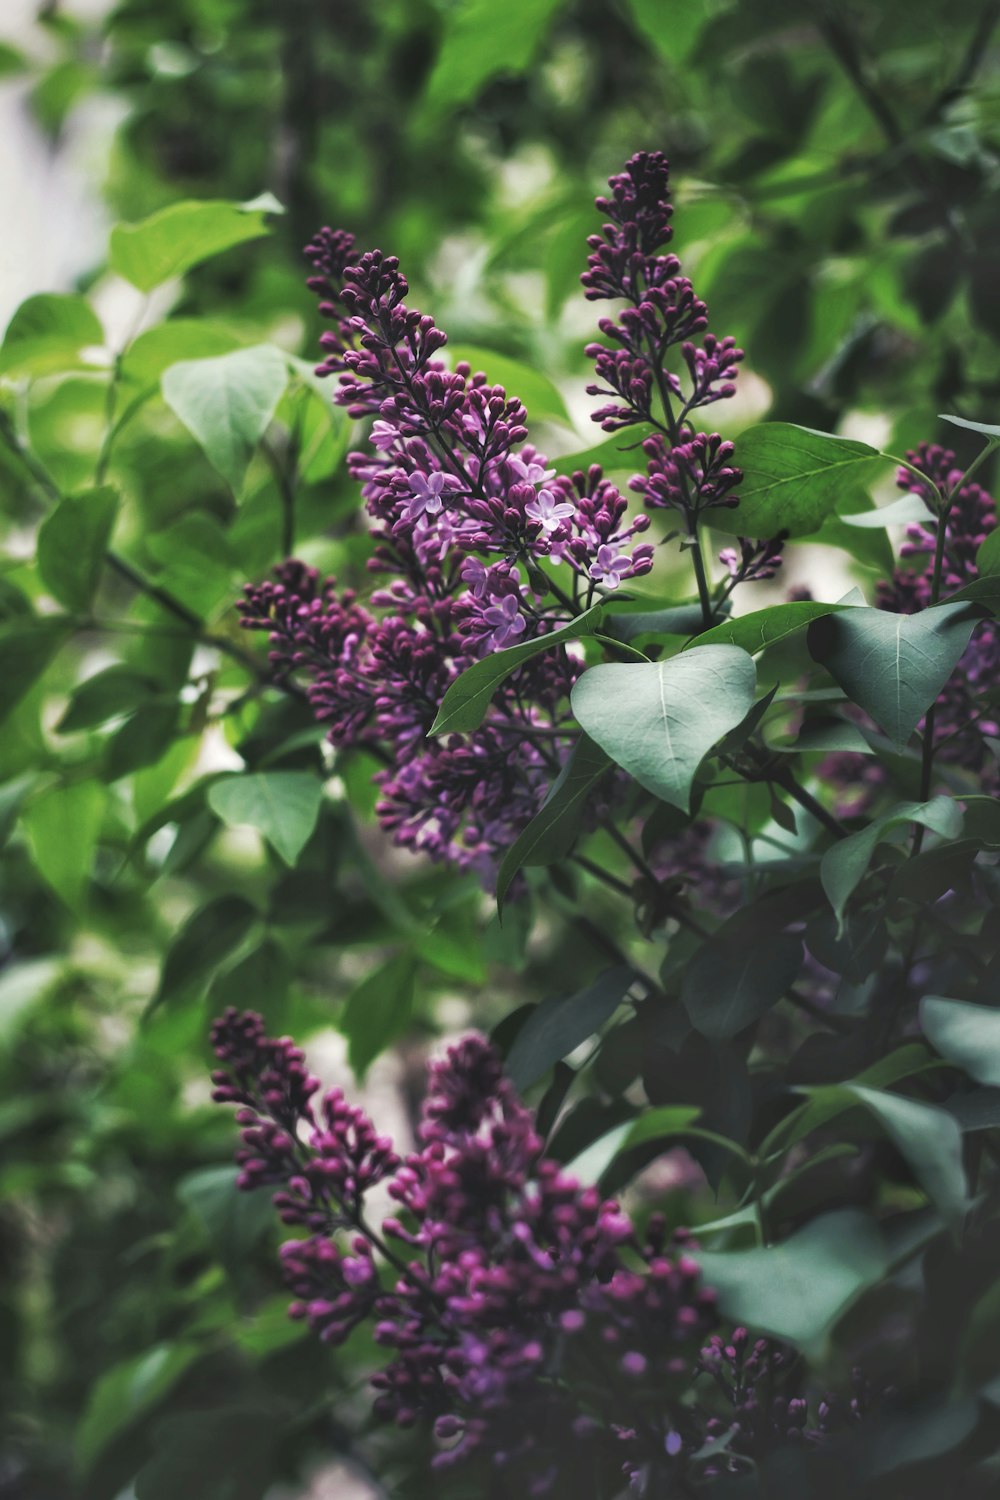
[{"x1": 211, "y1": 1011, "x2": 722, "y2": 1492}]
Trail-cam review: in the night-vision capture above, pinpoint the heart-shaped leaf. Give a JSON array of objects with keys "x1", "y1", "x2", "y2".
[
  {"x1": 162, "y1": 345, "x2": 288, "y2": 493},
  {"x1": 821, "y1": 797, "x2": 963, "y2": 926},
  {"x1": 713, "y1": 424, "x2": 885, "y2": 539},
  {"x1": 808, "y1": 602, "x2": 978, "y2": 746},
  {"x1": 570, "y1": 646, "x2": 756, "y2": 811}
]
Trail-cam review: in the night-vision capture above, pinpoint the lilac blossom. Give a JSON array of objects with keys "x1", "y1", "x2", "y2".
[{"x1": 210, "y1": 1011, "x2": 718, "y2": 1493}]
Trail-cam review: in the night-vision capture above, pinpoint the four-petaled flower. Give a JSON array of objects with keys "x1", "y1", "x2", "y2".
[
  {"x1": 526, "y1": 489, "x2": 576, "y2": 533},
  {"x1": 406, "y1": 470, "x2": 459, "y2": 520},
  {"x1": 589, "y1": 544, "x2": 632, "y2": 588}
]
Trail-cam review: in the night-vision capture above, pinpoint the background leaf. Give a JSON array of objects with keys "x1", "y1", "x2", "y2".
[
  {"x1": 37, "y1": 486, "x2": 119, "y2": 613},
  {"x1": 161, "y1": 345, "x2": 288, "y2": 492},
  {"x1": 110, "y1": 199, "x2": 278, "y2": 292},
  {"x1": 713, "y1": 424, "x2": 886, "y2": 539},
  {"x1": 207, "y1": 773, "x2": 323, "y2": 865}
]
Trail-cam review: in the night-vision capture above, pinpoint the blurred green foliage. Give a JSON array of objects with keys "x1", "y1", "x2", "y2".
[{"x1": 4, "y1": 0, "x2": 1000, "y2": 1496}]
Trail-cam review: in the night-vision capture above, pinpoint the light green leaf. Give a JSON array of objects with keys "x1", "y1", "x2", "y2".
[
  {"x1": 845, "y1": 1083, "x2": 968, "y2": 1229},
  {"x1": 76, "y1": 1343, "x2": 201, "y2": 1473},
  {"x1": 939, "y1": 412, "x2": 1000, "y2": 441},
  {"x1": 0, "y1": 958, "x2": 63, "y2": 1044},
  {"x1": 430, "y1": 603, "x2": 603, "y2": 736},
  {"x1": 621, "y1": 0, "x2": 709, "y2": 63},
  {"x1": 842, "y1": 492, "x2": 936, "y2": 528},
  {"x1": 121, "y1": 320, "x2": 246, "y2": 389},
  {"x1": 808, "y1": 602, "x2": 978, "y2": 746},
  {"x1": 145, "y1": 512, "x2": 236, "y2": 617},
  {"x1": 713, "y1": 423, "x2": 886, "y2": 539},
  {"x1": 976, "y1": 528, "x2": 1000, "y2": 578},
  {"x1": 690, "y1": 600, "x2": 849, "y2": 655},
  {"x1": 162, "y1": 344, "x2": 288, "y2": 493},
  {"x1": 110, "y1": 197, "x2": 278, "y2": 293},
  {"x1": 0, "y1": 292, "x2": 104, "y2": 377},
  {"x1": 37, "y1": 485, "x2": 118, "y2": 612},
  {"x1": 23, "y1": 780, "x2": 106, "y2": 909},
  {"x1": 505, "y1": 966, "x2": 639, "y2": 1090},
  {"x1": 551, "y1": 423, "x2": 658, "y2": 478},
  {"x1": 821, "y1": 798, "x2": 963, "y2": 926},
  {"x1": 448, "y1": 344, "x2": 572, "y2": 426},
  {"x1": 570, "y1": 645, "x2": 757, "y2": 811},
  {"x1": 921, "y1": 995, "x2": 1000, "y2": 1087},
  {"x1": 341, "y1": 951, "x2": 416, "y2": 1079},
  {"x1": 207, "y1": 772, "x2": 323, "y2": 866},
  {"x1": 696, "y1": 1210, "x2": 888, "y2": 1350},
  {"x1": 424, "y1": 0, "x2": 566, "y2": 113},
  {"x1": 495, "y1": 732, "x2": 611, "y2": 914}
]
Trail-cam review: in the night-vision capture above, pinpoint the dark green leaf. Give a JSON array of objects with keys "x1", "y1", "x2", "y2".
[
  {"x1": 570, "y1": 645, "x2": 756, "y2": 811},
  {"x1": 0, "y1": 292, "x2": 104, "y2": 376},
  {"x1": 0, "y1": 618, "x2": 71, "y2": 726},
  {"x1": 505, "y1": 966, "x2": 639, "y2": 1091},
  {"x1": 496, "y1": 732, "x2": 611, "y2": 914},
  {"x1": 821, "y1": 798, "x2": 963, "y2": 926},
  {"x1": 150, "y1": 896, "x2": 260, "y2": 1014},
  {"x1": 550, "y1": 423, "x2": 658, "y2": 477},
  {"x1": 696, "y1": 1210, "x2": 888, "y2": 1349},
  {"x1": 921, "y1": 995, "x2": 1000, "y2": 1087},
  {"x1": 341, "y1": 951, "x2": 416, "y2": 1079},
  {"x1": 808, "y1": 602, "x2": 978, "y2": 746},
  {"x1": 76, "y1": 1343, "x2": 201, "y2": 1473},
  {"x1": 104, "y1": 702, "x2": 181, "y2": 782},
  {"x1": 110, "y1": 198, "x2": 279, "y2": 293},
  {"x1": 713, "y1": 424, "x2": 886, "y2": 539},
  {"x1": 977, "y1": 528, "x2": 1000, "y2": 578},
  {"x1": 161, "y1": 345, "x2": 289, "y2": 493},
  {"x1": 57, "y1": 665, "x2": 161, "y2": 732},
  {"x1": 683, "y1": 931, "x2": 803, "y2": 1039},
  {"x1": 430, "y1": 603, "x2": 604, "y2": 736},
  {"x1": 37, "y1": 486, "x2": 118, "y2": 612},
  {"x1": 135, "y1": 1406, "x2": 284, "y2": 1500},
  {"x1": 177, "y1": 1165, "x2": 275, "y2": 1271},
  {"x1": 604, "y1": 603, "x2": 708, "y2": 642},
  {"x1": 207, "y1": 772, "x2": 323, "y2": 866}
]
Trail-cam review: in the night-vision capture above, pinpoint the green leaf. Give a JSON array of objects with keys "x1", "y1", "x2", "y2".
[
  {"x1": 150, "y1": 895, "x2": 260, "y2": 1014},
  {"x1": 448, "y1": 344, "x2": 572, "y2": 426},
  {"x1": 177, "y1": 1165, "x2": 274, "y2": 1272},
  {"x1": 37, "y1": 486, "x2": 118, "y2": 612},
  {"x1": 424, "y1": 0, "x2": 566, "y2": 112},
  {"x1": 135, "y1": 1406, "x2": 284, "y2": 1500},
  {"x1": 207, "y1": 772, "x2": 323, "y2": 866},
  {"x1": 550, "y1": 423, "x2": 658, "y2": 477},
  {"x1": 821, "y1": 798, "x2": 963, "y2": 926},
  {"x1": 921, "y1": 995, "x2": 1000, "y2": 1087},
  {"x1": 505, "y1": 966, "x2": 639, "y2": 1090},
  {"x1": 341, "y1": 951, "x2": 416, "y2": 1079},
  {"x1": 120, "y1": 320, "x2": 246, "y2": 389},
  {"x1": 0, "y1": 292, "x2": 104, "y2": 377},
  {"x1": 57, "y1": 665, "x2": 161, "y2": 732},
  {"x1": 844, "y1": 1083, "x2": 968, "y2": 1229},
  {"x1": 430, "y1": 603, "x2": 604, "y2": 736},
  {"x1": 939, "y1": 412, "x2": 1000, "y2": 441},
  {"x1": 842, "y1": 492, "x2": 936, "y2": 528},
  {"x1": 109, "y1": 198, "x2": 279, "y2": 293},
  {"x1": 161, "y1": 345, "x2": 289, "y2": 492},
  {"x1": 23, "y1": 781, "x2": 106, "y2": 908},
  {"x1": 696, "y1": 1210, "x2": 888, "y2": 1350},
  {"x1": 713, "y1": 424, "x2": 885, "y2": 539},
  {"x1": 145, "y1": 512, "x2": 236, "y2": 617},
  {"x1": 808, "y1": 602, "x2": 978, "y2": 746},
  {"x1": 570, "y1": 646, "x2": 757, "y2": 811},
  {"x1": 690, "y1": 600, "x2": 848, "y2": 656},
  {"x1": 604, "y1": 603, "x2": 708, "y2": 642},
  {"x1": 976, "y1": 528, "x2": 1000, "y2": 578},
  {"x1": 105, "y1": 702, "x2": 181, "y2": 782},
  {"x1": 683, "y1": 931, "x2": 803, "y2": 1039},
  {"x1": 0, "y1": 618, "x2": 72, "y2": 726},
  {"x1": 495, "y1": 732, "x2": 611, "y2": 914},
  {"x1": 621, "y1": 0, "x2": 709, "y2": 63},
  {"x1": 0, "y1": 957, "x2": 63, "y2": 1044},
  {"x1": 76, "y1": 1343, "x2": 201, "y2": 1473}
]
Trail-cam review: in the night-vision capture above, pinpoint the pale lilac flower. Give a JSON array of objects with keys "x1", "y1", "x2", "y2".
[
  {"x1": 406, "y1": 469, "x2": 458, "y2": 520},
  {"x1": 370, "y1": 419, "x2": 398, "y2": 451},
  {"x1": 589, "y1": 544, "x2": 632, "y2": 588},
  {"x1": 526, "y1": 489, "x2": 576, "y2": 533},
  {"x1": 481, "y1": 593, "x2": 527, "y2": 649}
]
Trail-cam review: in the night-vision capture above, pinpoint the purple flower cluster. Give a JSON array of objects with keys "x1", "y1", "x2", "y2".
[
  {"x1": 239, "y1": 155, "x2": 780, "y2": 884},
  {"x1": 581, "y1": 150, "x2": 781, "y2": 584},
  {"x1": 210, "y1": 1011, "x2": 717, "y2": 1493},
  {"x1": 824, "y1": 441, "x2": 999, "y2": 810}
]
